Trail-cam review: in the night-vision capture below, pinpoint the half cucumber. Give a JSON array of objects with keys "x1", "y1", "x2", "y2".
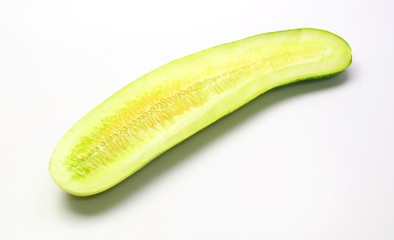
[{"x1": 49, "y1": 28, "x2": 352, "y2": 196}]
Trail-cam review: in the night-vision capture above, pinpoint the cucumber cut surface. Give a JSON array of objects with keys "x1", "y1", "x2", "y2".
[{"x1": 49, "y1": 28, "x2": 352, "y2": 196}]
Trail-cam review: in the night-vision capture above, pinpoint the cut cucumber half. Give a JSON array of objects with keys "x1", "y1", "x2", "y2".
[{"x1": 49, "y1": 28, "x2": 352, "y2": 196}]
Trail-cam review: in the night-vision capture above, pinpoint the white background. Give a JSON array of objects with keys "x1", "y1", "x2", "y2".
[{"x1": 1, "y1": 0, "x2": 393, "y2": 239}]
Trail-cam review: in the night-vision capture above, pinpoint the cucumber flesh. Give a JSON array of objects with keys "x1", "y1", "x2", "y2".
[{"x1": 49, "y1": 28, "x2": 352, "y2": 196}]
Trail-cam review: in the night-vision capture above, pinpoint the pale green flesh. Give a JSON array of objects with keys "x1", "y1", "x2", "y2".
[{"x1": 49, "y1": 28, "x2": 352, "y2": 196}]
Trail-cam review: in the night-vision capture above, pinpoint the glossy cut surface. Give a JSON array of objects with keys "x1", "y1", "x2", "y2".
[{"x1": 49, "y1": 28, "x2": 352, "y2": 196}]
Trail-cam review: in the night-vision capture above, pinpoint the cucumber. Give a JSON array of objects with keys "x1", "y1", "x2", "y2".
[{"x1": 49, "y1": 28, "x2": 352, "y2": 196}]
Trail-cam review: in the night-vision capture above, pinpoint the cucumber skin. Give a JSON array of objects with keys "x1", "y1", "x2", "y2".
[{"x1": 49, "y1": 28, "x2": 352, "y2": 196}]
